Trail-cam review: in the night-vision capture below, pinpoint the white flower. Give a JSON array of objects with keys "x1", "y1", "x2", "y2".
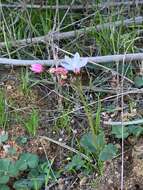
[{"x1": 61, "y1": 52, "x2": 87, "y2": 73}]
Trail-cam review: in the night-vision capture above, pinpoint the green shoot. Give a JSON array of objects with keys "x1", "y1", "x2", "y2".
[
  {"x1": 24, "y1": 109, "x2": 39, "y2": 136},
  {"x1": 20, "y1": 68, "x2": 31, "y2": 95},
  {"x1": 0, "y1": 90, "x2": 8, "y2": 129}
]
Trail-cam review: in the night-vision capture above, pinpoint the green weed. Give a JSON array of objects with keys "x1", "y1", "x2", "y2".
[
  {"x1": 24, "y1": 109, "x2": 39, "y2": 136},
  {"x1": 0, "y1": 90, "x2": 8, "y2": 129},
  {"x1": 55, "y1": 110, "x2": 71, "y2": 133},
  {"x1": 20, "y1": 68, "x2": 31, "y2": 95}
]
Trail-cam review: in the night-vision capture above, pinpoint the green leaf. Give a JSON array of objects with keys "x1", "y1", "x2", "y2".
[
  {"x1": 15, "y1": 159, "x2": 27, "y2": 171},
  {"x1": 80, "y1": 132, "x2": 105, "y2": 153},
  {"x1": 111, "y1": 126, "x2": 129, "y2": 139},
  {"x1": 21, "y1": 153, "x2": 39, "y2": 168},
  {"x1": 0, "y1": 159, "x2": 10, "y2": 174},
  {"x1": 28, "y1": 168, "x2": 40, "y2": 178},
  {"x1": 80, "y1": 133, "x2": 96, "y2": 152},
  {"x1": 95, "y1": 132, "x2": 105, "y2": 151},
  {"x1": 127, "y1": 125, "x2": 143, "y2": 137},
  {"x1": 0, "y1": 159, "x2": 18, "y2": 177},
  {"x1": 9, "y1": 163, "x2": 19, "y2": 177},
  {"x1": 16, "y1": 153, "x2": 39, "y2": 171},
  {"x1": 13, "y1": 176, "x2": 44, "y2": 190},
  {"x1": 99, "y1": 144, "x2": 118, "y2": 161},
  {"x1": 134, "y1": 75, "x2": 143, "y2": 88},
  {"x1": 13, "y1": 179, "x2": 33, "y2": 190},
  {"x1": 7, "y1": 147, "x2": 16, "y2": 155},
  {"x1": 65, "y1": 155, "x2": 85, "y2": 171},
  {"x1": 0, "y1": 185, "x2": 10, "y2": 190},
  {"x1": 0, "y1": 132, "x2": 8, "y2": 144},
  {"x1": 0, "y1": 176, "x2": 9, "y2": 184},
  {"x1": 16, "y1": 136, "x2": 28, "y2": 145}
]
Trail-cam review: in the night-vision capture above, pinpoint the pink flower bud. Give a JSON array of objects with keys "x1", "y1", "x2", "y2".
[
  {"x1": 49, "y1": 67, "x2": 68, "y2": 76},
  {"x1": 30, "y1": 64, "x2": 44, "y2": 73}
]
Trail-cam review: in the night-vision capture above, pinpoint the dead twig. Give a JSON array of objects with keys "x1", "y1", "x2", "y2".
[
  {"x1": 1, "y1": 1, "x2": 143, "y2": 10},
  {"x1": 39, "y1": 136, "x2": 92, "y2": 163}
]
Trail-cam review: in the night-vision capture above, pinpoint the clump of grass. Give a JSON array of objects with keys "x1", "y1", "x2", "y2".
[
  {"x1": 24, "y1": 109, "x2": 39, "y2": 136},
  {"x1": 20, "y1": 68, "x2": 31, "y2": 95},
  {"x1": 55, "y1": 110, "x2": 71, "y2": 133},
  {"x1": 0, "y1": 90, "x2": 8, "y2": 129}
]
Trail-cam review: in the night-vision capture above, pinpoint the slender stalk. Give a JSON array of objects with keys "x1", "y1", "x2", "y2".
[{"x1": 76, "y1": 81, "x2": 97, "y2": 141}]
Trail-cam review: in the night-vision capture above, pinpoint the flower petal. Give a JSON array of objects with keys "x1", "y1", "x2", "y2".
[
  {"x1": 30, "y1": 64, "x2": 44, "y2": 73},
  {"x1": 61, "y1": 52, "x2": 87, "y2": 73},
  {"x1": 78, "y1": 58, "x2": 88, "y2": 67},
  {"x1": 74, "y1": 52, "x2": 80, "y2": 61},
  {"x1": 64, "y1": 55, "x2": 72, "y2": 63},
  {"x1": 61, "y1": 62, "x2": 74, "y2": 71}
]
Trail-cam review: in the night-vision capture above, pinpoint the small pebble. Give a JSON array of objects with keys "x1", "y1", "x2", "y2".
[
  {"x1": 6, "y1": 85, "x2": 12, "y2": 90},
  {"x1": 80, "y1": 177, "x2": 87, "y2": 187},
  {"x1": 108, "y1": 179, "x2": 113, "y2": 184},
  {"x1": 3, "y1": 144, "x2": 10, "y2": 153}
]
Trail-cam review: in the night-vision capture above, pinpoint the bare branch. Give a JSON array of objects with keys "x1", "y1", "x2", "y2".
[{"x1": 1, "y1": 1, "x2": 143, "y2": 10}]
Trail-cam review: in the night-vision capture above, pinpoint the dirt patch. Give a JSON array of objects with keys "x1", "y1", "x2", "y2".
[{"x1": 95, "y1": 138, "x2": 143, "y2": 190}]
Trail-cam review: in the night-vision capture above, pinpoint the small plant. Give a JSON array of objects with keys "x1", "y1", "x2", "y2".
[
  {"x1": 0, "y1": 152, "x2": 47, "y2": 190},
  {"x1": 61, "y1": 81, "x2": 118, "y2": 174},
  {"x1": 13, "y1": 176, "x2": 45, "y2": 190},
  {"x1": 0, "y1": 159, "x2": 18, "y2": 185},
  {"x1": 78, "y1": 131, "x2": 118, "y2": 174},
  {"x1": 65, "y1": 155, "x2": 87, "y2": 172},
  {"x1": 0, "y1": 91, "x2": 8, "y2": 129},
  {"x1": 40, "y1": 159, "x2": 57, "y2": 187},
  {"x1": 55, "y1": 110, "x2": 71, "y2": 133},
  {"x1": 112, "y1": 125, "x2": 143, "y2": 139},
  {"x1": 13, "y1": 157, "x2": 57, "y2": 190},
  {"x1": 24, "y1": 109, "x2": 39, "y2": 136},
  {"x1": 15, "y1": 153, "x2": 39, "y2": 171},
  {"x1": 20, "y1": 68, "x2": 31, "y2": 95}
]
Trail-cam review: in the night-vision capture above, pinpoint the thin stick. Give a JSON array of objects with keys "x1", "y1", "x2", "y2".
[
  {"x1": 120, "y1": 49, "x2": 126, "y2": 190},
  {"x1": 0, "y1": 52, "x2": 143, "y2": 66},
  {"x1": 103, "y1": 118, "x2": 143, "y2": 126},
  {"x1": 39, "y1": 136, "x2": 92, "y2": 163},
  {"x1": 1, "y1": 1, "x2": 143, "y2": 10},
  {"x1": 82, "y1": 86, "x2": 120, "y2": 94},
  {"x1": 0, "y1": 16, "x2": 142, "y2": 48}
]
